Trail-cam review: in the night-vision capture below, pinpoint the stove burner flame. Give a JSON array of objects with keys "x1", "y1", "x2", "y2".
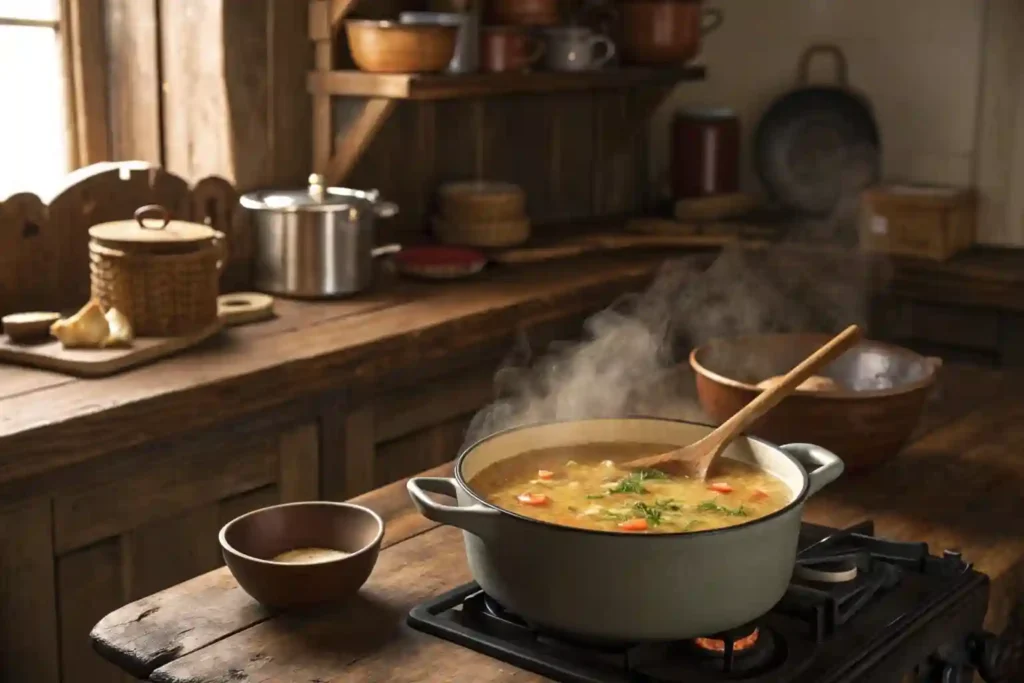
[{"x1": 693, "y1": 627, "x2": 760, "y2": 654}]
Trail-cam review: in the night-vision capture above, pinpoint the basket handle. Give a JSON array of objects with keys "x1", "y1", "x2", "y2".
[
  {"x1": 134, "y1": 205, "x2": 171, "y2": 231},
  {"x1": 211, "y1": 231, "x2": 228, "y2": 273}
]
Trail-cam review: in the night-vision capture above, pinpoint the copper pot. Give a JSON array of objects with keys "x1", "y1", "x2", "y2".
[
  {"x1": 619, "y1": 0, "x2": 723, "y2": 65},
  {"x1": 689, "y1": 333, "x2": 942, "y2": 472}
]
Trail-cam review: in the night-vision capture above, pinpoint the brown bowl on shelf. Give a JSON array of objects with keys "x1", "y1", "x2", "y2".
[
  {"x1": 690, "y1": 333, "x2": 941, "y2": 472},
  {"x1": 346, "y1": 19, "x2": 458, "y2": 73},
  {"x1": 219, "y1": 501, "x2": 383, "y2": 609},
  {"x1": 438, "y1": 181, "x2": 527, "y2": 222}
]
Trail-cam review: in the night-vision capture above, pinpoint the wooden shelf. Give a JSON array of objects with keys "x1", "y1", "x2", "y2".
[{"x1": 307, "y1": 66, "x2": 706, "y2": 100}]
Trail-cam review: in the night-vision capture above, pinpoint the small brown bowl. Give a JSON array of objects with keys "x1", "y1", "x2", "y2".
[
  {"x1": 2, "y1": 311, "x2": 61, "y2": 343},
  {"x1": 346, "y1": 19, "x2": 458, "y2": 73},
  {"x1": 219, "y1": 501, "x2": 383, "y2": 609}
]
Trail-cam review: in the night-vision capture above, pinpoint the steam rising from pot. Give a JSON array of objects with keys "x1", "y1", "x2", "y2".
[{"x1": 464, "y1": 245, "x2": 886, "y2": 448}]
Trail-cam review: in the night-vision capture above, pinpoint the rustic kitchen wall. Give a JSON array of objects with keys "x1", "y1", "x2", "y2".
[{"x1": 650, "y1": 0, "x2": 1024, "y2": 246}]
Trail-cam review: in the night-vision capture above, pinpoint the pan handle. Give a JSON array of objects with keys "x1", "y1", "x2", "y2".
[
  {"x1": 407, "y1": 477, "x2": 501, "y2": 540},
  {"x1": 781, "y1": 443, "x2": 845, "y2": 497},
  {"x1": 796, "y1": 43, "x2": 848, "y2": 87}
]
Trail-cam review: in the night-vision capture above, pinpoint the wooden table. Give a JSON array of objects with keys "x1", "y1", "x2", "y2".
[{"x1": 91, "y1": 363, "x2": 1024, "y2": 682}]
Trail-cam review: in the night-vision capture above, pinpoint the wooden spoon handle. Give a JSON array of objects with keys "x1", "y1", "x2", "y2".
[{"x1": 711, "y1": 324, "x2": 863, "y2": 446}]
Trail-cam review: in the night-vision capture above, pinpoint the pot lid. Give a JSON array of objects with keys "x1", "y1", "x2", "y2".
[
  {"x1": 239, "y1": 174, "x2": 379, "y2": 213},
  {"x1": 88, "y1": 205, "x2": 217, "y2": 246}
]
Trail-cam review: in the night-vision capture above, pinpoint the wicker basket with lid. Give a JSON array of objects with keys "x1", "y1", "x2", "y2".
[{"x1": 89, "y1": 205, "x2": 226, "y2": 336}]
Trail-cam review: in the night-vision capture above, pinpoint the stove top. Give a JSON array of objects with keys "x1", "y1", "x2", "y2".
[{"x1": 408, "y1": 521, "x2": 1009, "y2": 683}]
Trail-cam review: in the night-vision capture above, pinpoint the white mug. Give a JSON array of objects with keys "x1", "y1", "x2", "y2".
[{"x1": 543, "y1": 27, "x2": 616, "y2": 72}]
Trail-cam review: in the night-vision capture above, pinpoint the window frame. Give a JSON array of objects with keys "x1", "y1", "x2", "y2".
[{"x1": 0, "y1": 0, "x2": 111, "y2": 175}]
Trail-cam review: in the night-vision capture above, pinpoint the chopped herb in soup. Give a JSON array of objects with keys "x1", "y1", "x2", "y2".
[{"x1": 469, "y1": 442, "x2": 791, "y2": 533}]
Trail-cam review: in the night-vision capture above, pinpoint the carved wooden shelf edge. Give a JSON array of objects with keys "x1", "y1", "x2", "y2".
[{"x1": 306, "y1": 66, "x2": 707, "y2": 100}]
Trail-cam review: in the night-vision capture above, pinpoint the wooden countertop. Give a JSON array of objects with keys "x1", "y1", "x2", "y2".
[
  {"x1": 0, "y1": 254, "x2": 665, "y2": 487},
  {"x1": 91, "y1": 362, "x2": 1024, "y2": 682},
  {"x1": 4, "y1": 242, "x2": 1024, "y2": 487}
]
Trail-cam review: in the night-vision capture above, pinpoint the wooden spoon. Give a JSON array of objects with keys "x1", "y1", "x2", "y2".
[{"x1": 625, "y1": 324, "x2": 863, "y2": 479}]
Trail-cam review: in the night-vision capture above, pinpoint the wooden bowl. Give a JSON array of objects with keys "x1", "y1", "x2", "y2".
[
  {"x1": 346, "y1": 20, "x2": 458, "y2": 73},
  {"x1": 2, "y1": 311, "x2": 61, "y2": 343},
  {"x1": 690, "y1": 334, "x2": 942, "y2": 472},
  {"x1": 219, "y1": 501, "x2": 383, "y2": 609}
]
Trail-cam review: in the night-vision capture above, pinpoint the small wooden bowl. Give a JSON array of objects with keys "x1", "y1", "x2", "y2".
[
  {"x1": 346, "y1": 20, "x2": 458, "y2": 73},
  {"x1": 219, "y1": 502, "x2": 383, "y2": 609},
  {"x1": 2, "y1": 312, "x2": 61, "y2": 343}
]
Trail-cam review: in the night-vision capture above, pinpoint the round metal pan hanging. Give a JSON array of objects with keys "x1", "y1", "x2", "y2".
[{"x1": 754, "y1": 44, "x2": 881, "y2": 217}]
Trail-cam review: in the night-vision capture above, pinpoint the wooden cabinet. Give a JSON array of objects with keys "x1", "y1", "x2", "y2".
[
  {"x1": 0, "y1": 302, "x2": 595, "y2": 682},
  {"x1": 0, "y1": 419, "x2": 317, "y2": 683}
]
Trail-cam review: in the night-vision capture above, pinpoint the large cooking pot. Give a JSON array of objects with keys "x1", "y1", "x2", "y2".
[
  {"x1": 240, "y1": 174, "x2": 400, "y2": 298},
  {"x1": 690, "y1": 334, "x2": 941, "y2": 472},
  {"x1": 407, "y1": 418, "x2": 843, "y2": 641}
]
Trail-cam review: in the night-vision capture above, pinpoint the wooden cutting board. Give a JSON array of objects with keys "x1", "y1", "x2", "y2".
[
  {"x1": 490, "y1": 231, "x2": 767, "y2": 265},
  {"x1": 0, "y1": 319, "x2": 223, "y2": 378}
]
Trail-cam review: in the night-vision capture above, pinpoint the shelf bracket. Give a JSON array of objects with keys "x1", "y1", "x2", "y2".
[{"x1": 322, "y1": 98, "x2": 396, "y2": 185}]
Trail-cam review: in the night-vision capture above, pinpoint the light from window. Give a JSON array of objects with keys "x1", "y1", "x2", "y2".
[{"x1": 0, "y1": 0, "x2": 68, "y2": 201}]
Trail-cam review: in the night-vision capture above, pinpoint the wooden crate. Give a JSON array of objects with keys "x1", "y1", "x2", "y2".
[{"x1": 859, "y1": 185, "x2": 976, "y2": 261}]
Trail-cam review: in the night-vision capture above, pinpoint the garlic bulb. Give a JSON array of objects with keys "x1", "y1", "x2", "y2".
[
  {"x1": 50, "y1": 299, "x2": 110, "y2": 349},
  {"x1": 102, "y1": 308, "x2": 134, "y2": 348}
]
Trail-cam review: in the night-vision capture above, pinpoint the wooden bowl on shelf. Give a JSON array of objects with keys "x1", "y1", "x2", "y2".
[
  {"x1": 346, "y1": 19, "x2": 458, "y2": 73},
  {"x1": 690, "y1": 333, "x2": 942, "y2": 472},
  {"x1": 219, "y1": 501, "x2": 383, "y2": 609}
]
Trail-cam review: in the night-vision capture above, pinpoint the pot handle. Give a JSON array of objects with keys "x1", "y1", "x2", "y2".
[
  {"x1": 407, "y1": 477, "x2": 501, "y2": 539},
  {"x1": 702, "y1": 8, "x2": 724, "y2": 36},
  {"x1": 780, "y1": 443, "x2": 844, "y2": 497},
  {"x1": 374, "y1": 201, "x2": 399, "y2": 219},
  {"x1": 371, "y1": 243, "x2": 402, "y2": 258}
]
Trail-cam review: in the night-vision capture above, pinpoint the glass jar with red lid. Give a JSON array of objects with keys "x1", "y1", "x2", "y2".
[{"x1": 670, "y1": 107, "x2": 740, "y2": 199}]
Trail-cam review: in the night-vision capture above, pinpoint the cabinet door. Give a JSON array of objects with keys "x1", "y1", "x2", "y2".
[{"x1": 53, "y1": 420, "x2": 318, "y2": 683}]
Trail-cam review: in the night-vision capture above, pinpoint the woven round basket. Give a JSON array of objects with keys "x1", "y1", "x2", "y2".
[
  {"x1": 438, "y1": 181, "x2": 526, "y2": 223},
  {"x1": 432, "y1": 215, "x2": 531, "y2": 248},
  {"x1": 88, "y1": 205, "x2": 225, "y2": 337}
]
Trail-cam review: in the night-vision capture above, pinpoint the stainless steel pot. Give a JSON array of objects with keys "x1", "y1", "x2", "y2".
[
  {"x1": 408, "y1": 418, "x2": 844, "y2": 642},
  {"x1": 240, "y1": 174, "x2": 400, "y2": 298}
]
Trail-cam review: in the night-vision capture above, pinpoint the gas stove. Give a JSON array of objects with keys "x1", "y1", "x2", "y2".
[{"x1": 408, "y1": 521, "x2": 1021, "y2": 682}]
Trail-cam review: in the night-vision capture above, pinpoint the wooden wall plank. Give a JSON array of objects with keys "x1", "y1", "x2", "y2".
[
  {"x1": 974, "y1": 0, "x2": 1024, "y2": 245},
  {"x1": 66, "y1": 0, "x2": 112, "y2": 165},
  {"x1": 279, "y1": 422, "x2": 320, "y2": 501},
  {"x1": 104, "y1": 0, "x2": 162, "y2": 163},
  {"x1": 0, "y1": 499, "x2": 60, "y2": 683},
  {"x1": 54, "y1": 432, "x2": 279, "y2": 553}
]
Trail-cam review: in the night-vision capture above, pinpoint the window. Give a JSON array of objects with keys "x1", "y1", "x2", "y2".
[{"x1": 0, "y1": 0, "x2": 69, "y2": 201}]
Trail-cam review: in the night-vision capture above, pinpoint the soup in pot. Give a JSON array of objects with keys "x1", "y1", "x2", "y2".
[{"x1": 470, "y1": 442, "x2": 792, "y2": 534}]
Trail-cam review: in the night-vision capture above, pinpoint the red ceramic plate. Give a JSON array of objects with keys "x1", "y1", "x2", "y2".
[{"x1": 393, "y1": 246, "x2": 488, "y2": 280}]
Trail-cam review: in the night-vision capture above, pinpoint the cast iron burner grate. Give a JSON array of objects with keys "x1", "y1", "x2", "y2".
[{"x1": 408, "y1": 521, "x2": 990, "y2": 683}]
